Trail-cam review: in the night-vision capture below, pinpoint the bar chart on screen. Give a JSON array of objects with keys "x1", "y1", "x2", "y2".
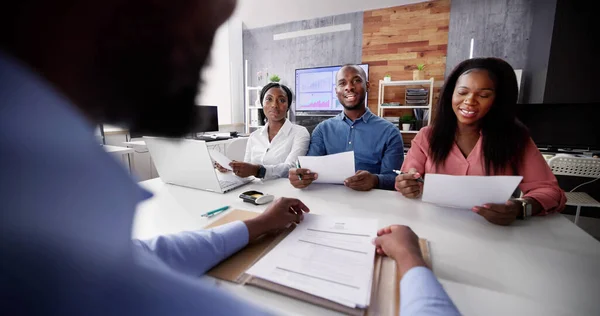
[
  {"x1": 298, "y1": 71, "x2": 333, "y2": 93},
  {"x1": 297, "y1": 93, "x2": 332, "y2": 111}
]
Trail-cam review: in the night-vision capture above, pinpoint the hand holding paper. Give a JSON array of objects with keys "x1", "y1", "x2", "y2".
[
  {"x1": 421, "y1": 174, "x2": 523, "y2": 210},
  {"x1": 472, "y1": 200, "x2": 523, "y2": 226},
  {"x1": 208, "y1": 150, "x2": 233, "y2": 171},
  {"x1": 344, "y1": 170, "x2": 378, "y2": 191},
  {"x1": 297, "y1": 151, "x2": 355, "y2": 184}
]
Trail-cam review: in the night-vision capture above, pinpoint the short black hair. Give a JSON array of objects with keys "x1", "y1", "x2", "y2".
[
  {"x1": 259, "y1": 82, "x2": 293, "y2": 112},
  {"x1": 337, "y1": 64, "x2": 367, "y2": 81}
]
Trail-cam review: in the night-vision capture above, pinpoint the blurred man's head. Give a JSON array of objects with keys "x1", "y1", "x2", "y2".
[
  {"x1": 0, "y1": 0, "x2": 236, "y2": 137},
  {"x1": 335, "y1": 65, "x2": 369, "y2": 111}
]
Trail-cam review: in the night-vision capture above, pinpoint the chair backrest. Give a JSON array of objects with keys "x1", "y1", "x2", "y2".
[
  {"x1": 548, "y1": 156, "x2": 600, "y2": 178},
  {"x1": 225, "y1": 137, "x2": 249, "y2": 161}
]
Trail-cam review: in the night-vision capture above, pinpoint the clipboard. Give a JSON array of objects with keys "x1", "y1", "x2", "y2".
[{"x1": 205, "y1": 209, "x2": 432, "y2": 316}]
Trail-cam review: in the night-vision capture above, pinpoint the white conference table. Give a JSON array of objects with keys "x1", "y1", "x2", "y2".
[
  {"x1": 103, "y1": 144, "x2": 134, "y2": 155},
  {"x1": 133, "y1": 178, "x2": 600, "y2": 316}
]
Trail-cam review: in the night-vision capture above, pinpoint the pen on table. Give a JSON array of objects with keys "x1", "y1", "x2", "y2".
[
  {"x1": 201, "y1": 205, "x2": 230, "y2": 217},
  {"x1": 296, "y1": 161, "x2": 302, "y2": 180},
  {"x1": 393, "y1": 169, "x2": 424, "y2": 183}
]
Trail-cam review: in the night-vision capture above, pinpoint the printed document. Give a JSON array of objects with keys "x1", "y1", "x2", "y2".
[
  {"x1": 421, "y1": 174, "x2": 523, "y2": 209},
  {"x1": 298, "y1": 151, "x2": 355, "y2": 184},
  {"x1": 208, "y1": 149, "x2": 233, "y2": 171},
  {"x1": 246, "y1": 214, "x2": 377, "y2": 308}
]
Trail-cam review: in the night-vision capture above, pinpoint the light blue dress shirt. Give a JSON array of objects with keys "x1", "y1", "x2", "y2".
[
  {"x1": 401, "y1": 267, "x2": 461, "y2": 315},
  {"x1": 0, "y1": 51, "x2": 269, "y2": 316},
  {"x1": 1, "y1": 51, "x2": 458, "y2": 315},
  {"x1": 307, "y1": 109, "x2": 404, "y2": 190}
]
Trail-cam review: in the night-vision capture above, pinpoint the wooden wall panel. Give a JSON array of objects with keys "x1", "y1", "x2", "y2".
[{"x1": 362, "y1": 0, "x2": 450, "y2": 144}]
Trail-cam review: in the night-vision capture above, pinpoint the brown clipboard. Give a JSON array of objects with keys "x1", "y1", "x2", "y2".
[{"x1": 205, "y1": 209, "x2": 432, "y2": 316}]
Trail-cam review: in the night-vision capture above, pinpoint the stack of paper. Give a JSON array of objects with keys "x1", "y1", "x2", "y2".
[
  {"x1": 421, "y1": 174, "x2": 523, "y2": 209},
  {"x1": 246, "y1": 214, "x2": 378, "y2": 308},
  {"x1": 297, "y1": 151, "x2": 355, "y2": 184}
]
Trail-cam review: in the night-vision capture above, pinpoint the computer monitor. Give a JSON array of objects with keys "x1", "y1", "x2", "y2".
[
  {"x1": 193, "y1": 105, "x2": 219, "y2": 133},
  {"x1": 294, "y1": 64, "x2": 369, "y2": 114},
  {"x1": 516, "y1": 102, "x2": 600, "y2": 151},
  {"x1": 128, "y1": 105, "x2": 219, "y2": 139}
]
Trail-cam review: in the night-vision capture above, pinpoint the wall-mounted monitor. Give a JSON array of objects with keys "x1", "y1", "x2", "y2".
[{"x1": 294, "y1": 64, "x2": 369, "y2": 114}]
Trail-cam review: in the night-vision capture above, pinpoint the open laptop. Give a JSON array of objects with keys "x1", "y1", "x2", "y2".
[{"x1": 144, "y1": 137, "x2": 252, "y2": 193}]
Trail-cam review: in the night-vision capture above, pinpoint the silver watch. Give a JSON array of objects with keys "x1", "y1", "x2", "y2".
[{"x1": 513, "y1": 198, "x2": 532, "y2": 219}]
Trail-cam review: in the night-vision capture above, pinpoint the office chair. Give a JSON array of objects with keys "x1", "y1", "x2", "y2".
[{"x1": 548, "y1": 156, "x2": 600, "y2": 225}]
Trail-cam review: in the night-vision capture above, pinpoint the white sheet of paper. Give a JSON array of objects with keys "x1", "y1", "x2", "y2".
[
  {"x1": 246, "y1": 214, "x2": 377, "y2": 308},
  {"x1": 208, "y1": 150, "x2": 232, "y2": 171},
  {"x1": 298, "y1": 151, "x2": 355, "y2": 184},
  {"x1": 421, "y1": 174, "x2": 523, "y2": 209}
]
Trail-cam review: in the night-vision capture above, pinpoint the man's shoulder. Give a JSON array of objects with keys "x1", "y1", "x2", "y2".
[
  {"x1": 368, "y1": 115, "x2": 401, "y2": 133},
  {"x1": 312, "y1": 116, "x2": 339, "y2": 132}
]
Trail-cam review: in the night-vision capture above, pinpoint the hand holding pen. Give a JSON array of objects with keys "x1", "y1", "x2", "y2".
[
  {"x1": 394, "y1": 168, "x2": 424, "y2": 199},
  {"x1": 289, "y1": 160, "x2": 318, "y2": 189}
]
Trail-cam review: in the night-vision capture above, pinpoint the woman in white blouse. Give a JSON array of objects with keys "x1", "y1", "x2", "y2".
[{"x1": 217, "y1": 83, "x2": 310, "y2": 180}]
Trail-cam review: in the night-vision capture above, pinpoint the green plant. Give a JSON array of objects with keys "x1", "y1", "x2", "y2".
[
  {"x1": 416, "y1": 64, "x2": 425, "y2": 71},
  {"x1": 400, "y1": 114, "x2": 415, "y2": 123},
  {"x1": 384, "y1": 73, "x2": 391, "y2": 77},
  {"x1": 269, "y1": 74, "x2": 280, "y2": 82}
]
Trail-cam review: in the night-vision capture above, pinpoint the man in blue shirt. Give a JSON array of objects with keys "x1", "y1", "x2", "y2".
[
  {"x1": 1, "y1": 1, "x2": 458, "y2": 315},
  {"x1": 289, "y1": 65, "x2": 404, "y2": 191}
]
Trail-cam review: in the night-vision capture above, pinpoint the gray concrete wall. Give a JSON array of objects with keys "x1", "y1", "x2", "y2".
[
  {"x1": 243, "y1": 12, "x2": 363, "y2": 116},
  {"x1": 522, "y1": 0, "x2": 556, "y2": 104},
  {"x1": 446, "y1": 0, "x2": 533, "y2": 75}
]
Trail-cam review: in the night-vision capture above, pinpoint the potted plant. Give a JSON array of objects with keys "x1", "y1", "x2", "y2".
[
  {"x1": 413, "y1": 64, "x2": 425, "y2": 80},
  {"x1": 269, "y1": 74, "x2": 280, "y2": 83},
  {"x1": 400, "y1": 115, "x2": 415, "y2": 131},
  {"x1": 383, "y1": 74, "x2": 392, "y2": 82}
]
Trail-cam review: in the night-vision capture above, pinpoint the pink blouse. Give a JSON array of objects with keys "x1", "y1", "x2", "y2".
[{"x1": 402, "y1": 126, "x2": 566, "y2": 214}]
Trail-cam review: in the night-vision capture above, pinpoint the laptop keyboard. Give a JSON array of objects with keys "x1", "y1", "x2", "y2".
[
  {"x1": 219, "y1": 179, "x2": 238, "y2": 190},
  {"x1": 219, "y1": 178, "x2": 251, "y2": 192}
]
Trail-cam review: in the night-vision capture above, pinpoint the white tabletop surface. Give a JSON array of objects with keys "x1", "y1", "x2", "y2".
[
  {"x1": 102, "y1": 144, "x2": 134, "y2": 155},
  {"x1": 134, "y1": 178, "x2": 600, "y2": 316},
  {"x1": 122, "y1": 140, "x2": 147, "y2": 148}
]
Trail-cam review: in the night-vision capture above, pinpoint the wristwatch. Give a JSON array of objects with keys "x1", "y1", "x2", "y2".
[
  {"x1": 256, "y1": 165, "x2": 266, "y2": 179},
  {"x1": 513, "y1": 198, "x2": 532, "y2": 219}
]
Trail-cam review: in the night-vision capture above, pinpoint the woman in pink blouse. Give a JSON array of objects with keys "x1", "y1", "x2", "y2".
[{"x1": 396, "y1": 57, "x2": 566, "y2": 225}]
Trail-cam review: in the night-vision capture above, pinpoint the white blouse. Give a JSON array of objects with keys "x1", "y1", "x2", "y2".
[{"x1": 244, "y1": 119, "x2": 310, "y2": 180}]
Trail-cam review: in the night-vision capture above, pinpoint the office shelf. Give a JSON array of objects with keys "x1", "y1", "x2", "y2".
[
  {"x1": 244, "y1": 60, "x2": 265, "y2": 133},
  {"x1": 377, "y1": 78, "x2": 434, "y2": 133}
]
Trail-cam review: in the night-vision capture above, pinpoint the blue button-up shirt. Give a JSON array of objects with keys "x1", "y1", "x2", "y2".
[
  {"x1": 307, "y1": 109, "x2": 404, "y2": 190},
  {"x1": 1, "y1": 51, "x2": 458, "y2": 316}
]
